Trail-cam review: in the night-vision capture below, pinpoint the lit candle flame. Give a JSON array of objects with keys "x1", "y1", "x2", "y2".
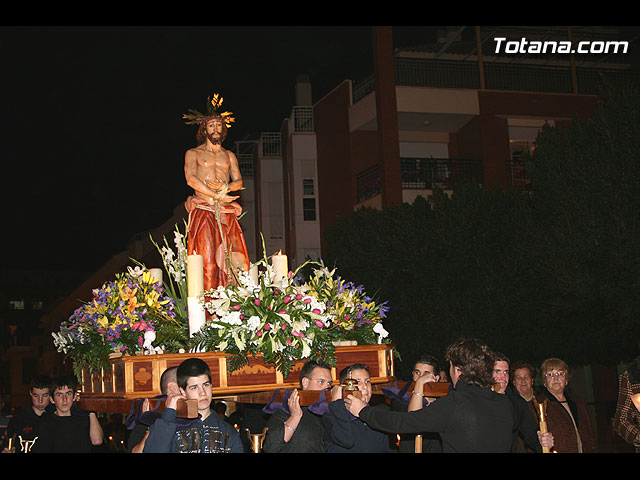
[{"x1": 632, "y1": 393, "x2": 640, "y2": 412}]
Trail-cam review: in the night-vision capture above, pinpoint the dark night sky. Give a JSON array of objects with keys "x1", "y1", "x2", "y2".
[
  {"x1": 2, "y1": 25, "x2": 637, "y2": 274},
  {"x1": 0, "y1": 26, "x2": 397, "y2": 273}
]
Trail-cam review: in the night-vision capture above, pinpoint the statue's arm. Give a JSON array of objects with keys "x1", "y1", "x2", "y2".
[{"x1": 226, "y1": 151, "x2": 244, "y2": 192}]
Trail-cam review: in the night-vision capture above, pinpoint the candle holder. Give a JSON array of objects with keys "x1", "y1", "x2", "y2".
[
  {"x1": 342, "y1": 378, "x2": 362, "y2": 400},
  {"x1": 244, "y1": 427, "x2": 268, "y2": 453},
  {"x1": 536, "y1": 399, "x2": 551, "y2": 454}
]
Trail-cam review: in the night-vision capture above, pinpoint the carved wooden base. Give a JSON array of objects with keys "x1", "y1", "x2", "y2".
[{"x1": 77, "y1": 344, "x2": 396, "y2": 414}]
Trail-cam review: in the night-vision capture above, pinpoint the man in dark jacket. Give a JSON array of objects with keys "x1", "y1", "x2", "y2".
[
  {"x1": 262, "y1": 359, "x2": 333, "y2": 453},
  {"x1": 344, "y1": 337, "x2": 514, "y2": 453},
  {"x1": 492, "y1": 352, "x2": 554, "y2": 452},
  {"x1": 324, "y1": 363, "x2": 389, "y2": 453}
]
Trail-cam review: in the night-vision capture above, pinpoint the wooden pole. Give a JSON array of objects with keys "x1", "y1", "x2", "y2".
[
  {"x1": 567, "y1": 26, "x2": 578, "y2": 94},
  {"x1": 475, "y1": 26, "x2": 486, "y2": 90}
]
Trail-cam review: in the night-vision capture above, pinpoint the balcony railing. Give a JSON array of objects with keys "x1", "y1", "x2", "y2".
[
  {"x1": 260, "y1": 132, "x2": 281, "y2": 157},
  {"x1": 292, "y1": 106, "x2": 314, "y2": 132},
  {"x1": 352, "y1": 57, "x2": 640, "y2": 102},
  {"x1": 401, "y1": 157, "x2": 483, "y2": 190},
  {"x1": 506, "y1": 158, "x2": 532, "y2": 191},
  {"x1": 237, "y1": 154, "x2": 254, "y2": 178},
  {"x1": 356, "y1": 158, "x2": 483, "y2": 203},
  {"x1": 356, "y1": 164, "x2": 382, "y2": 203}
]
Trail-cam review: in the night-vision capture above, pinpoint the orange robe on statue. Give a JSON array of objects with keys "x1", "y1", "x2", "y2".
[{"x1": 185, "y1": 195, "x2": 250, "y2": 291}]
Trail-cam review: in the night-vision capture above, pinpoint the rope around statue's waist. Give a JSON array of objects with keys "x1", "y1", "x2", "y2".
[{"x1": 188, "y1": 200, "x2": 232, "y2": 272}]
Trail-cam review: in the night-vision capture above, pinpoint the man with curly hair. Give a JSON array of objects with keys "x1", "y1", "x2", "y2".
[{"x1": 344, "y1": 337, "x2": 514, "y2": 452}]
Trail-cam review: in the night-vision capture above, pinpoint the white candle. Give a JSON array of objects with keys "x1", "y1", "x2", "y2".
[
  {"x1": 149, "y1": 268, "x2": 163, "y2": 286},
  {"x1": 249, "y1": 263, "x2": 259, "y2": 285},
  {"x1": 187, "y1": 296, "x2": 206, "y2": 340},
  {"x1": 187, "y1": 254, "x2": 204, "y2": 297},
  {"x1": 272, "y1": 251, "x2": 288, "y2": 286}
]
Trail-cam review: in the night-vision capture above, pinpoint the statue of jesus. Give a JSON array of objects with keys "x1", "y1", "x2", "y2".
[{"x1": 183, "y1": 93, "x2": 250, "y2": 291}]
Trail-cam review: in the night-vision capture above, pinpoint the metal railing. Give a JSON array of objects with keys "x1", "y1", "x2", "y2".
[
  {"x1": 400, "y1": 157, "x2": 483, "y2": 190},
  {"x1": 356, "y1": 157, "x2": 484, "y2": 203},
  {"x1": 292, "y1": 106, "x2": 314, "y2": 132},
  {"x1": 356, "y1": 164, "x2": 382, "y2": 203},
  {"x1": 237, "y1": 154, "x2": 254, "y2": 178},
  {"x1": 506, "y1": 158, "x2": 532, "y2": 190},
  {"x1": 352, "y1": 57, "x2": 640, "y2": 101},
  {"x1": 260, "y1": 132, "x2": 281, "y2": 157}
]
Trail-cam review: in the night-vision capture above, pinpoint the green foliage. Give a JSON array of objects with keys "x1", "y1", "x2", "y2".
[
  {"x1": 324, "y1": 83, "x2": 640, "y2": 373},
  {"x1": 524, "y1": 82, "x2": 640, "y2": 363}
]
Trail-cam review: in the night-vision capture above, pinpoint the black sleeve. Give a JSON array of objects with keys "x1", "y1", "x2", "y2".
[{"x1": 360, "y1": 395, "x2": 454, "y2": 435}]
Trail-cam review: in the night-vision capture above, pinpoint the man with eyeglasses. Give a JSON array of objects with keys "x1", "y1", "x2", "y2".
[
  {"x1": 492, "y1": 353, "x2": 553, "y2": 453},
  {"x1": 535, "y1": 357, "x2": 597, "y2": 453}
]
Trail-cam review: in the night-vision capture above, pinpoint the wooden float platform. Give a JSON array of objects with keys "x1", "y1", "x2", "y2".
[{"x1": 77, "y1": 344, "x2": 396, "y2": 414}]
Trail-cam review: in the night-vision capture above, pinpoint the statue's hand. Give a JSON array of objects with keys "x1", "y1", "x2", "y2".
[
  {"x1": 204, "y1": 178, "x2": 224, "y2": 190},
  {"x1": 215, "y1": 193, "x2": 239, "y2": 203}
]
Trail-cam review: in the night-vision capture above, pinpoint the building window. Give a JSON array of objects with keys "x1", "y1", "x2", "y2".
[
  {"x1": 9, "y1": 300, "x2": 25, "y2": 310},
  {"x1": 303, "y1": 198, "x2": 316, "y2": 221},
  {"x1": 303, "y1": 179, "x2": 315, "y2": 195},
  {"x1": 31, "y1": 300, "x2": 44, "y2": 310}
]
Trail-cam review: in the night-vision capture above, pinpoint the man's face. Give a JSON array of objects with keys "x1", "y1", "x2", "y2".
[
  {"x1": 492, "y1": 361, "x2": 510, "y2": 394},
  {"x1": 50, "y1": 385, "x2": 77, "y2": 415},
  {"x1": 301, "y1": 367, "x2": 332, "y2": 391},
  {"x1": 412, "y1": 362, "x2": 440, "y2": 383},
  {"x1": 181, "y1": 374, "x2": 212, "y2": 414},
  {"x1": 30, "y1": 387, "x2": 50, "y2": 413},
  {"x1": 346, "y1": 369, "x2": 372, "y2": 403},
  {"x1": 513, "y1": 368, "x2": 533, "y2": 398},
  {"x1": 206, "y1": 118, "x2": 223, "y2": 144}
]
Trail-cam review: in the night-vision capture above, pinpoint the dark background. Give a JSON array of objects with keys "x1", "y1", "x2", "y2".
[
  {"x1": 2, "y1": 25, "x2": 638, "y2": 274},
  {"x1": 0, "y1": 26, "x2": 404, "y2": 272}
]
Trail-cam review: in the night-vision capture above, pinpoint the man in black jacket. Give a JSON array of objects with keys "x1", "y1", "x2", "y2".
[
  {"x1": 492, "y1": 352, "x2": 554, "y2": 452},
  {"x1": 262, "y1": 359, "x2": 333, "y2": 453},
  {"x1": 324, "y1": 363, "x2": 389, "y2": 453},
  {"x1": 344, "y1": 337, "x2": 514, "y2": 453}
]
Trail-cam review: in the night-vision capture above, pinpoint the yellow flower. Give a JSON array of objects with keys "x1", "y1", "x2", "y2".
[{"x1": 97, "y1": 316, "x2": 109, "y2": 330}]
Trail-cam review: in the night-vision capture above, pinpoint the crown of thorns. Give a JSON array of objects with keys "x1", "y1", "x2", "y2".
[{"x1": 182, "y1": 93, "x2": 235, "y2": 128}]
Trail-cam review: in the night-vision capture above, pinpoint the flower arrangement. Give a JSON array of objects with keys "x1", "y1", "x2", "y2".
[
  {"x1": 53, "y1": 224, "x2": 392, "y2": 380},
  {"x1": 190, "y1": 257, "x2": 391, "y2": 378},
  {"x1": 305, "y1": 264, "x2": 390, "y2": 346},
  {"x1": 53, "y1": 266, "x2": 184, "y2": 379}
]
